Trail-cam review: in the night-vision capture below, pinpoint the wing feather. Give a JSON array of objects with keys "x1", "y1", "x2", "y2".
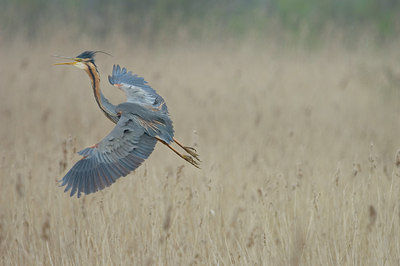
[
  {"x1": 69, "y1": 172, "x2": 79, "y2": 197},
  {"x1": 91, "y1": 168, "x2": 101, "y2": 193},
  {"x1": 108, "y1": 64, "x2": 169, "y2": 114},
  {"x1": 60, "y1": 111, "x2": 157, "y2": 198},
  {"x1": 100, "y1": 167, "x2": 112, "y2": 187},
  {"x1": 87, "y1": 170, "x2": 94, "y2": 194}
]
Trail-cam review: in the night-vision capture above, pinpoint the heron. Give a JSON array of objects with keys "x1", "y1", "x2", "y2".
[{"x1": 54, "y1": 51, "x2": 200, "y2": 198}]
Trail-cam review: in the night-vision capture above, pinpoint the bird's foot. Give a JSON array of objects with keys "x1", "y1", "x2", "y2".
[
  {"x1": 182, "y1": 146, "x2": 201, "y2": 162},
  {"x1": 182, "y1": 155, "x2": 200, "y2": 169}
]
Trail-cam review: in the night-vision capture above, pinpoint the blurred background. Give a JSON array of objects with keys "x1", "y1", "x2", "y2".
[
  {"x1": 2, "y1": 0, "x2": 400, "y2": 265},
  {"x1": 2, "y1": 0, "x2": 400, "y2": 46}
]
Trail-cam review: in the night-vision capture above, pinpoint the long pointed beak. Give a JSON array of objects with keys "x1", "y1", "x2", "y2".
[{"x1": 54, "y1": 62, "x2": 77, "y2": 66}]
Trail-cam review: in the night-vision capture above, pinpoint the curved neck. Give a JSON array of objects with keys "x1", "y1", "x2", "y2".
[{"x1": 84, "y1": 62, "x2": 119, "y2": 123}]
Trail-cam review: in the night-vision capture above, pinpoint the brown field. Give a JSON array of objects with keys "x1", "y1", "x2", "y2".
[{"x1": 1, "y1": 36, "x2": 400, "y2": 265}]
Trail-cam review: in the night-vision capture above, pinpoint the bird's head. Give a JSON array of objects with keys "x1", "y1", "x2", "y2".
[{"x1": 54, "y1": 51, "x2": 110, "y2": 69}]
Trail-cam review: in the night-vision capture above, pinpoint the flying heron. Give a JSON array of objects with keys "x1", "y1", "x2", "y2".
[{"x1": 54, "y1": 51, "x2": 200, "y2": 198}]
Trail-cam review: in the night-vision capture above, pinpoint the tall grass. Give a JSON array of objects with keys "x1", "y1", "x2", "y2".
[{"x1": 1, "y1": 33, "x2": 400, "y2": 264}]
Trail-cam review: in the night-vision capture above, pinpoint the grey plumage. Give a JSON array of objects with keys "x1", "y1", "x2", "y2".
[
  {"x1": 56, "y1": 51, "x2": 200, "y2": 198},
  {"x1": 60, "y1": 107, "x2": 158, "y2": 198},
  {"x1": 108, "y1": 65, "x2": 169, "y2": 114}
]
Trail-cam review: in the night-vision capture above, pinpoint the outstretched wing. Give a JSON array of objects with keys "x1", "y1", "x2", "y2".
[
  {"x1": 60, "y1": 112, "x2": 157, "y2": 198},
  {"x1": 108, "y1": 65, "x2": 168, "y2": 112}
]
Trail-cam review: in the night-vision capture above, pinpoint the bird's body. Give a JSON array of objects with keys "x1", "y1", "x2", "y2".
[{"x1": 55, "y1": 51, "x2": 199, "y2": 198}]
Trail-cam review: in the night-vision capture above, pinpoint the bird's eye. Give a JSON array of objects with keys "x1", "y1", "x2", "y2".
[{"x1": 75, "y1": 58, "x2": 82, "y2": 62}]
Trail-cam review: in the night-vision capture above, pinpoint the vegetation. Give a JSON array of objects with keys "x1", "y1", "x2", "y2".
[
  {"x1": 1, "y1": 37, "x2": 400, "y2": 264},
  {"x1": 1, "y1": 0, "x2": 400, "y2": 44},
  {"x1": 1, "y1": 1, "x2": 400, "y2": 264}
]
